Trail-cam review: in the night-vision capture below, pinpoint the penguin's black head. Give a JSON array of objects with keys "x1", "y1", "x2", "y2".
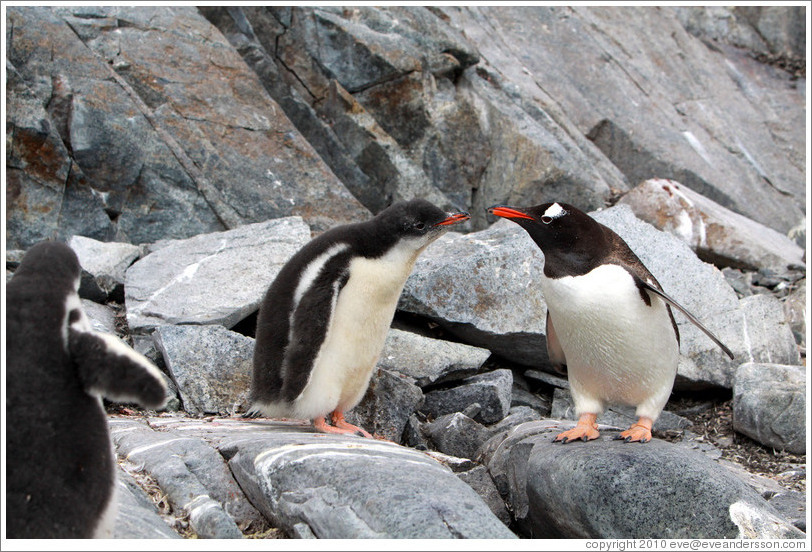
[
  {"x1": 376, "y1": 199, "x2": 470, "y2": 241},
  {"x1": 487, "y1": 202, "x2": 604, "y2": 254},
  {"x1": 12, "y1": 241, "x2": 82, "y2": 289}
]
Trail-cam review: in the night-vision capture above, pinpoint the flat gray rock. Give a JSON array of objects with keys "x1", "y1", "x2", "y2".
[
  {"x1": 81, "y1": 299, "x2": 117, "y2": 335},
  {"x1": 125, "y1": 217, "x2": 310, "y2": 332},
  {"x1": 481, "y1": 421, "x2": 804, "y2": 539},
  {"x1": 378, "y1": 328, "x2": 491, "y2": 387},
  {"x1": 423, "y1": 369, "x2": 513, "y2": 425},
  {"x1": 733, "y1": 363, "x2": 806, "y2": 454},
  {"x1": 619, "y1": 179, "x2": 805, "y2": 271},
  {"x1": 114, "y1": 468, "x2": 181, "y2": 539},
  {"x1": 456, "y1": 465, "x2": 511, "y2": 525},
  {"x1": 153, "y1": 325, "x2": 255, "y2": 416},
  {"x1": 224, "y1": 428, "x2": 517, "y2": 538}
]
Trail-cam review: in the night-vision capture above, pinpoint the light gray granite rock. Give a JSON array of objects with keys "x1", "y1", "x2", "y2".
[
  {"x1": 153, "y1": 325, "x2": 254, "y2": 416},
  {"x1": 733, "y1": 363, "x2": 806, "y2": 454},
  {"x1": 125, "y1": 217, "x2": 310, "y2": 332},
  {"x1": 378, "y1": 328, "x2": 491, "y2": 387},
  {"x1": 69, "y1": 235, "x2": 142, "y2": 298}
]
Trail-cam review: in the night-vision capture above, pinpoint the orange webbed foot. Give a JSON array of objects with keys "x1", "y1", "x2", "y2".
[
  {"x1": 616, "y1": 417, "x2": 653, "y2": 443},
  {"x1": 554, "y1": 413, "x2": 600, "y2": 444},
  {"x1": 331, "y1": 410, "x2": 373, "y2": 438}
]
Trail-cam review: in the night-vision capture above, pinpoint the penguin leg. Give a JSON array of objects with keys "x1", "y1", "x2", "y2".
[
  {"x1": 554, "y1": 413, "x2": 600, "y2": 443},
  {"x1": 330, "y1": 410, "x2": 373, "y2": 439},
  {"x1": 616, "y1": 417, "x2": 653, "y2": 443}
]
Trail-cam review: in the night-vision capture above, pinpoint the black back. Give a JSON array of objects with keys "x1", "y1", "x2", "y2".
[
  {"x1": 251, "y1": 199, "x2": 452, "y2": 405},
  {"x1": 6, "y1": 242, "x2": 114, "y2": 538}
]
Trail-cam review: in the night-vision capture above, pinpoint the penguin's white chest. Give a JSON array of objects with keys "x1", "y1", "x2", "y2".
[
  {"x1": 541, "y1": 263, "x2": 679, "y2": 418},
  {"x1": 292, "y1": 244, "x2": 419, "y2": 418}
]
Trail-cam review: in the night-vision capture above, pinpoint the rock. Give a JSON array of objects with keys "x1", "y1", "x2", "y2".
[
  {"x1": 510, "y1": 387, "x2": 551, "y2": 416},
  {"x1": 783, "y1": 279, "x2": 806, "y2": 346},
  {"x1": 114, "y1": 468, "x2": 182, "y2": 539},
  {"x1": 481, "y1": 421, "x2": 803, "y2": 539},
  {"x1": 153, "y1": 325, "x2": 255, "y2": 416},
  {"x1": 445, "y1": 7, "x2": 804, "y2": 235},
  {"x1": 732, "y1": 363, "x2": 806, "y2": 454},
  {"x1": 377, "y1": 328, "x2": 491, "y2": 387},
  {"x1": 400, "y1": 219, "x2": 548, "y2": 366},
  {"x1": 675, "y1": 7, "x2": 806, "y2": 60},
  {"x1": 423, "y1": 369, "x2": 513, "y2": 425},
  {"x1": 729, "y1": 501, "x2": 807, "y2": 539},
  {"x1": 81, "y1": 299, "x2": 118, "y2": 335},
  {"x1": 486, "y1": 406, "x2": 545, "y2": 441},
  {"x1": 523, "y1": 369, "x2": 569, "y2": 390},
  {"x1": 425, "y1": 412, "x2": 490, "y2": 460},
  {"x1": 550, "y1": 388, "x2": 691, "y2": 432},
  {"x1": 214, "y1": 422, "x2": 517, "y2": 538},
  {"x1": 69, "y1": 235, "x2": 142, "y2": 300},
  {"x1": 110, "y1": 418, "x2": 253, "y2": 538},
  {"x1": 456, "y1": 465, "x2": 511, "y2": 526},
  {"x1": 618, "y1": 179, "x2": 805, "y2": 271},
  {"x1": 125, "y1": 217, "x2": 310, "y2": 332},
  {"x1": 766, "y1": 491, "x2": 807, "y2": 532},
  {"x1": 132, "y1": 335, "x2": 181, "y2": 412},
  {"x1": 344, "y1": 368, "x2": 424, "y2": 443}
]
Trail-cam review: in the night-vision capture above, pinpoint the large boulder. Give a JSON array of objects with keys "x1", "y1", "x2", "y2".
[
  {"x1": 125, "y1": 217, "x2": 310, "y2": 332},
  {"x1": 481, "y1": 421, "x2": 804, "y2": 539},
  {"x1": 619, "y1": 179, "x2": 805, "y2": 271}
]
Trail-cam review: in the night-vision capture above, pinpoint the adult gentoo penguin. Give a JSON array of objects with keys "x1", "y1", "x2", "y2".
[
  {"x1": 249, "y1": 199, "x2": 469, "y2": 437},
  {"x1": 488, "y1": 202, "x2": 734, "y2": 443},
  {"x1": 6, "y1": 241, "x2": 167, "y2": 538}
]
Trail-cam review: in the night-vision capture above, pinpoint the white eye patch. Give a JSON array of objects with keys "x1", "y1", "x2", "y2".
[{"x1": 543, "y1": 203, "x2": 567, "y2": 219}]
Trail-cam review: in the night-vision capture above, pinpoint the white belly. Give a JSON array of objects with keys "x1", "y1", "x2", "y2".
[
  {"x1": 541, "y1": 263, "x2": 680, "y2": 419},
  {"x1": 291, "y1": 245, "x2": 419, "y2": 419}
]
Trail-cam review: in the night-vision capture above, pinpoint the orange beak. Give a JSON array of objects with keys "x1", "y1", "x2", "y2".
[
  {"x1": 434, "y1": 212, "x2": 470, "y2": 226},
  {"x1": 487, "y1": 206, "x2": 535, "y2": 221}
]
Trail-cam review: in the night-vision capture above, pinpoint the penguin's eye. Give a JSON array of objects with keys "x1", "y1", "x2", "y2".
[
  {"x1": 541, "y1": 216, "x2": 553, "y2": 224},
  {"x1": 414, "y1": 221, "x2": 426, "y2": 231}
]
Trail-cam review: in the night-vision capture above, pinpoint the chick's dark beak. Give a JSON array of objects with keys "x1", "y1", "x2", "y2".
[
  {"x1": 434, "y1": 212, "x2": 470, "y2": 227},
  {"x1": 487, "y1": 205, "x2": 535, "y2": 221}
]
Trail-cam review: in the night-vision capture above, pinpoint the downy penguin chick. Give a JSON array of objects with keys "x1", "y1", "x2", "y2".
[
  {"x1": 249, "y1": 199, "x2": 469, "y2": 437},
  {"x1": 488, "y1": 203, "x2": 733, "y2": 443},
  {"x1": 6, "y1": 241, "x2": 167, "y2": 538}
]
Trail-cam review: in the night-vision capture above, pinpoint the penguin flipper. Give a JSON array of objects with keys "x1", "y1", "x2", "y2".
[
  {"x1": 545, "y1": 310, "x2": 567, "y2": 375},
  {"x1": 638, "y1": 280, "x2": 735, "y2": 360},
  {"x1": 69, "y1": 328, "x2": 168, "y2": 408},
  {"x1": 280, "y1": 269, "x2": 351, "y2": 403}
]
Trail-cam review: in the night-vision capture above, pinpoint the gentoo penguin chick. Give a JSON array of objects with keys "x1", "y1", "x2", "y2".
[
  {"x1": 249, "y1": 199, "x2": 469, "y2": 437},
  {"x1": 6, "y1": 241, "x2": 167, "y2": 538},
  {"x1": 488, "y1": 203, "x2": 733, "y2": 443}
]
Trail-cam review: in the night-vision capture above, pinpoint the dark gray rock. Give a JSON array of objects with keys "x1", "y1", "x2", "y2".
[
  {"x1": 125, "y1": 217, "x2": 310, "y2": 332},
  {"x1": 426, "y1": 412, "x2": 490, "y2": 460},
  {"x1": 456, "y1": 466, "x2": 511, "y2": 526},
  {"x1": 481, "y1": 421, "x2": 803, "y2": 539},
  {"x1": 153, "y1": 325, "x2": 255, "y2": 416},
  {"x1": 783, "y1": 279, "x2": 806, "y2": 347},
  {"x1": 423, "y1": 369, "x2": 513, "y2": 425},
  {"x1": 110, "y1": 418, "x2": 254, "y2": 538},
  {"x1": 618, "y1": 179, "x2": 805, "y2": 271},
  {"x1": 766, "y1": 491, "x2": 806, "y2": 532},
  {"x1": 523, "y1": 369, "x2": 570, "y2": 390},
  {"x1": 732, "y1": 363, "x2": 806, "y2": 454},
  {"x1": 510, "y1": 387, "x2": 551, "y2": 416},
  {"x1": 550, "y1": 388, "x2": 691, "y2": 433},
  {"x1": 486, "y1": 406, "x2": 545, "y2": 442},
  {"x1": 114, "y1": 468, "x2": 181, "y2": 539},
  {"x1": 377, "y1": 328, "x2": 491, "y2": 387},
  {"x1": 221, "y1": 425, "x2": 517, "y2": 538},
  {"x1": 344, "y1": 368, "x2": 424, "y2": 442}
]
